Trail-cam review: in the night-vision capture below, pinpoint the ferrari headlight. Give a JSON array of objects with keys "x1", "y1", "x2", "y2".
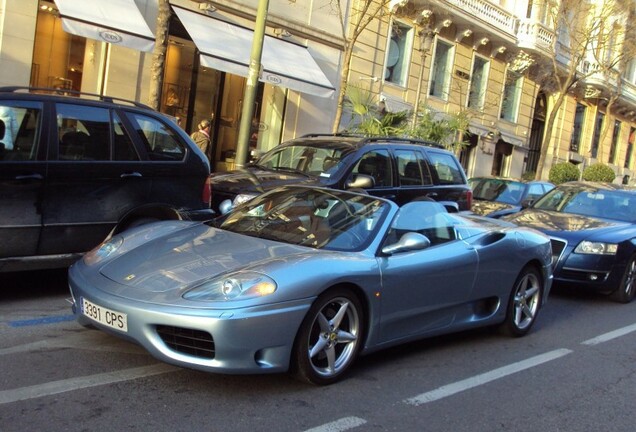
[
  {"x1": 83, "y1": 235, "x2": 124, "y2": 265},
  {"x1": 574, "y1": 241, "x2": 618, "y2": 255},
  {"x1": 183, "y1": 272, "x2": 277, "y2": 301}
]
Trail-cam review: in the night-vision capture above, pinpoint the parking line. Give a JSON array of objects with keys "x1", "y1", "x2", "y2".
[
  {"x1": 7, "y1": 314, "x2": 76, "y2": 327},
  {"x1": 0, "y1": 363, "x2": 178, "y2": 405},
  {"x1": 404, "y1": 348, "x2": 572, "y2": 406},
  {"x1": 303, "y1": 417, "x2": 367, "y2": 432},
  {"x1": 581, "y1": 322, "x2": 636, "y2": 346}
]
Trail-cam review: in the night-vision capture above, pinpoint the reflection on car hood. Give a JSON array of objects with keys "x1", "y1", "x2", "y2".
[
  {"x1": 210, "y1": 168, "x2": 321, "y2": 194},
  {"x1": 99, "y1": 224, "x2": 315, "y2": 298},
  {"x1": 504, "y1": 209, "x2": 628, "y2": 237},
  {"x1": 471, "y1": 200, "x2": 516, "y2": 216}
]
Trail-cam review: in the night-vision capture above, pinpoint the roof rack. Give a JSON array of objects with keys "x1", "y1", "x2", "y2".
[
  {"x1": 361, "y1": 135, "x2": 446, "y2": 149},
  {"x1": 300, "y1": 133, "x2": 365, "y2": 138},
  {"x1": 0, "y1": 86, "x2": 153, "y2": 110}
]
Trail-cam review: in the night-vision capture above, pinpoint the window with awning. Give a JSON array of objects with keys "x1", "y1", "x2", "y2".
[
  {"x1": 54, "y1": 0, "x2": 155, "y2": 52},
  {"x1": 172, "y1": 5, "x2": 335, "y2": 98}
]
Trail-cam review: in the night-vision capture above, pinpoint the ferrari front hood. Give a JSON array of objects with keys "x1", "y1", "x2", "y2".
[{"x1": 98, "y1": 225, "x2": 307, "y2": 297}]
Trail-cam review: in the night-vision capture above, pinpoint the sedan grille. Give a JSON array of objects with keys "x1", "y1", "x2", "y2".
[
  {"x1": 156, "y1": 325, "x2": 215, "y2": 359},
  {"x1": 550, "y1": 238, "x2": 567, "y2": 268}
]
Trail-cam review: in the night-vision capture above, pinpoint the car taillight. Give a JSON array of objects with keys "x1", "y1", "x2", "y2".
[
  {"x1": 202, "y1": 176, "x2": 212, "y2": 206},
  {"x1": 464, "y1": 189, "x2": 473, "y2": 210}
]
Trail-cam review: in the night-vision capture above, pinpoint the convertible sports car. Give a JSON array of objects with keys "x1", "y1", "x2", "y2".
[
  {"x1": 69, "y1": 186, "x2": 552, "y2": 385},
  {"x1": 504, "y1": 182, "x2": 636, "y2": 303}
]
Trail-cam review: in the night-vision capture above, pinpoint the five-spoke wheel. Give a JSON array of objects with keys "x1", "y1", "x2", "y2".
[
  {"x1": 293, "y1": 288, "x2": 363, "y2": 385},
  {"x1": 501, "y1": 266, "x2": 543, "y2": 337}
]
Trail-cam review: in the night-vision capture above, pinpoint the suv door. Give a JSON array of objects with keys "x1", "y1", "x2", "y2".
[
  {"x1": 0, "y1": 100, "x2": 46, "y2": 266},
  {"x1": 393, "y1": 149, "x2": 437, "y2": 204},
  {"x1": 40, "y1": 102, "x2": 153, "y2": 255}
]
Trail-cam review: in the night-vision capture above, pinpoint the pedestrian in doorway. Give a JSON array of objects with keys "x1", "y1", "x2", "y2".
[{"x1": 190, "y1": 119, "x2": 211, "y2": 160}]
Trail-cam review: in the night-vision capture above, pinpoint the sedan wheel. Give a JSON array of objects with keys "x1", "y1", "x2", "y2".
[
  {"x1": 610, "y1": 254, "x2": 636, "y2": 303},
  {"x1": 500, "y1": 267, "x2": 542, "y2": 337},
  {"x1": 292, "y1": 288, "x2": 364, "y2": 385}
]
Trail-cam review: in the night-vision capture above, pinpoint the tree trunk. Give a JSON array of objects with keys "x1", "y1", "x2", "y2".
[
  {"x1": 148, "y1": 0, "x2": 171, "y2": 110},
  {"x1": 535, "y1": 91, "x2": 567, "y2": 180},
  {"x1": 332, "y1": 41, "x2": 353, "y2": 133}
]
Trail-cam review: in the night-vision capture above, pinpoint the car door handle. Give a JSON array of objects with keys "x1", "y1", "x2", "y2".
[
  {"x1": 15, "y1": 173, "x2": 44, "y2": 181},
  {"x1": 121, "y1": 172, "x2": 143, "y2": 178}
]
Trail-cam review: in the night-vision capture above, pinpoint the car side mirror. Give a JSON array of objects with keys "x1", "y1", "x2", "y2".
[
  {"x1": 438, "y1": 201, "x2": 459, "y2": 213},
  {"x1": 382, "y1": 232, "x2": 431, "y2": 255},
  {"x1": 346, "y1": 174, "x2": 374, "y2": 190}
]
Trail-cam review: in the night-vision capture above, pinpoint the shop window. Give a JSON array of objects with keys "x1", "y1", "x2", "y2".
[
  {"x1": 429, "y1": 40, "x2": 453, "y2": 100},
  {"x1": 32, "y1": 5, "x2": 86, "y2": 92},
  {"x1": 625, "y1": 127, "x2": 635, "y2": 169},
  {"x1": 609, "y1": 120, "x2": 620, "y2": 164},
  {"x1": 467, "y1": 56, "x2": 489, "y2": 109},
  {"x1": 569, "y1": 103, "x2": 586, "y2": 152},
  {"x1": 384, "y1": 20, "x2": 414, "y2": 87},
  {"x1": 590, "y1": 111, "x2": 604, "y2": 159},
  {"x1": 500, "y1": 70, "x2": 522, "y2": 122}
]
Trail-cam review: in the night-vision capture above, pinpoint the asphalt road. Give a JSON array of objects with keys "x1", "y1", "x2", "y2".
[{"x1": 1, "y1": 270, "x2": 635, "y2": 432}]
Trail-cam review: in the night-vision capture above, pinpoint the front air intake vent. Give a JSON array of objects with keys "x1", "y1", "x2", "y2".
[{"x1": 156, "y1": 325, "x2": 215, "y2": 359}]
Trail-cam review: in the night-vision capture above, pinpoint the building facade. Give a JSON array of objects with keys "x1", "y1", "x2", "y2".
[
  {"x1": 345, "y1": 0, "x2": 636, "y2": 183},
  {"x1": 1, "y1": 0, "x2": 634, "y2": 182}
]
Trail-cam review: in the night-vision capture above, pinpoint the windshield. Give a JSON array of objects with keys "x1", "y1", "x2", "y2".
[
  {"x1": 257, "y1": 142, "x2": 353, "y2": 178},
  {"x1": 533, "y1": 186, "x2": 636, "y2": 223},
  {"x1": 219, "y1": 187, "x2": 390, "y2": 251},
  {"x1": 470, "y1": 178, "x2": 525, "y2": 204}
]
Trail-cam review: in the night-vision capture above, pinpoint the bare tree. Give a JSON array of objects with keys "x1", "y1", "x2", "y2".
[
  {"x1": 329, "y1": 0, "x2": 394, "y2": 133},
  {"x1": 533, "y1": 0, "x2": 630, "y2": 178},
  {"x1": 148, "y1": 0, "x2": 171, "y2": 110}
]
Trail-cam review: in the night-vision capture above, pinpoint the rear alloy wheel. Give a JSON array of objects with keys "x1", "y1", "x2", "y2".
[
  {"x1": 501, "y1": 267, "x2": 543, "y2": 337},
  {"x1": 610, "y1": 255, "x2": 636, "y2": 304},
  {"x1": 292, "y1": 288, "x2": 363, "y2": 385}
]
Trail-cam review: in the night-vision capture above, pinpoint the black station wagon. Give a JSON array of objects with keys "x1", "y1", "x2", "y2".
[
  {"x1": 0, "y1": 87, "x2": 213, "y2": 272},
  {"x1": 210, "y1": 134, "x2": 472, "y2": 214}
]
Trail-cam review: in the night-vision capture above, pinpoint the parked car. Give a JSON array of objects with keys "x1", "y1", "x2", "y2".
[
  {"x1": 69, "y1": 185, "x2": 552, "y2": 385},
  {"x1": 210, "y1": 134, "x2": 472, "y2": 214},
  {"x1": 469, "y1": 177, "x2": 554, "y2": 218},
  {"x1": 503, "y1": 181, "x2": 636, "y2": 303},
  {"x1": 0, "y1": 87, "x2": 213, "y2": 272}
]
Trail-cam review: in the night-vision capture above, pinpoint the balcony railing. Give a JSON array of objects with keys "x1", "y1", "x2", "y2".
[
  {"x1": 516, "y1": 18, "x2": 553, "y2": 55},
  {"x1": 424, "y1": 0, "x2": 516, "y2": 35}
]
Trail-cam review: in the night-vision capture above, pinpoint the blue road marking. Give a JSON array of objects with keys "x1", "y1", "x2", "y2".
[{"x1": 8, "y1": 314, "x2": 75, "y2": 327}]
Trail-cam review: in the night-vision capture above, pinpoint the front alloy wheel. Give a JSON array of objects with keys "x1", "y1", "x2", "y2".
[
  {"x1": 292, "y1": 288, "x2": 363, "y2": 385},
  {"x1": 610, "y1": 254, "x2": 636, "y2": 303},
  {"x1": 501, "y1": 267, "x2": 542, "y2": 337}
]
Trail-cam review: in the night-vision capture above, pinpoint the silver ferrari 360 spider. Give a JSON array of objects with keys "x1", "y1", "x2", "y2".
[{"x1": 69, "y1": 186, "x2": 552, "y2": 385}]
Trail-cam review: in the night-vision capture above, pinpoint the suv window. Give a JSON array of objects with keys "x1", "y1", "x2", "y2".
[
  {"x1": 352, "y1": 150, "x2": 393, "y2": 187},
  {"x1": 57, "y1": 103, "x2": 112, "y2": 161},
  {"x1": 0, "y1": 101, "x2": 41, "y2": 161},
  {"x1": 126, "y1": 112, "x2": 185, "y2": 161},
  {"x1": 427, "y1": 151, "x2": 465, "y2": 185},
  {"x1": 396, "y1": 150, "x2": 432, "y2": 186}
]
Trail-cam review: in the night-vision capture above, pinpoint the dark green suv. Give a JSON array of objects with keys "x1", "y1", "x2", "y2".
[
  {"x1": 210, "y1": 134, "x2": 472, "y2": 214},
  {"x1": 0, "y1": 87, "x2": 213, "y2": 272}
]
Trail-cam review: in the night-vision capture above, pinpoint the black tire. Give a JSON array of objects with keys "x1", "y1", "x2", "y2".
[
  {"x1": 292, "y1": 288, "x2": 364, "y2": 385},
  {"x1": 500, "y1": 266, "x2": 543, "y2": 337},
  {"x1": 610, "y1": 254, "x2": 636, "y2": 303}
]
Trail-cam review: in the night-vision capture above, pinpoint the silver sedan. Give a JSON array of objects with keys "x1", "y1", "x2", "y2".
[{"x1": 69, "y1": 186, "x2": 552, "y2": 385}]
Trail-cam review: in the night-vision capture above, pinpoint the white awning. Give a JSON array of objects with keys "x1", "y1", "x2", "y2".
[
  {"x1": 172, "y1": 6, "x2": 335, "y2": 98},
  {"x1": 54, "y1": 0, "x2": 155, "y2": 52}
]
